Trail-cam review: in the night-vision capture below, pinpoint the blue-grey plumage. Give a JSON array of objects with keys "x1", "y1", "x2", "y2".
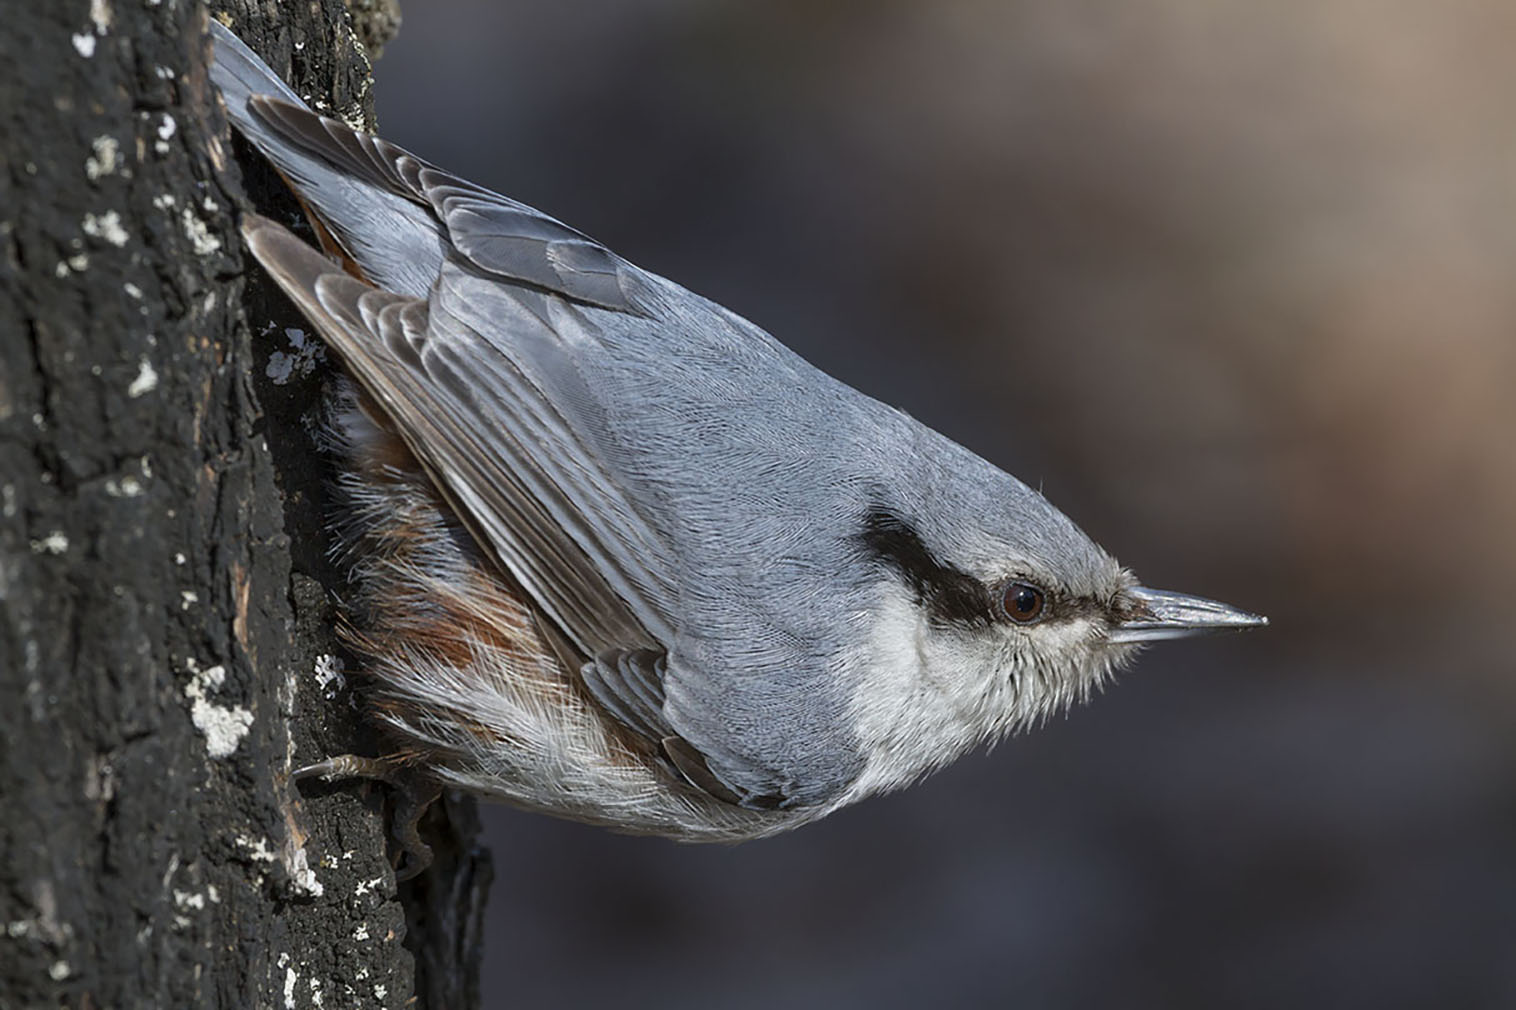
[{"x1": 210, "y1": 20, "x2": 1265, "y2": 854}]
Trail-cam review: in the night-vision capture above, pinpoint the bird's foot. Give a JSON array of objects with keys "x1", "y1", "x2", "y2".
[{"x1": 294, "y1": 754, "x2": 442, "y2": 881}]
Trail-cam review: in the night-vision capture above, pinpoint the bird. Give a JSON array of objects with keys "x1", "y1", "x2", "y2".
[{"x1": 208, "y1": 18, "x2": 1265, "y2": 876}]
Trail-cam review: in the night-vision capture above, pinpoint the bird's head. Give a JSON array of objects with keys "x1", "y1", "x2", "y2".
[{"x1": 844, "y1": 434, "x2": 1264, "y2": 796}]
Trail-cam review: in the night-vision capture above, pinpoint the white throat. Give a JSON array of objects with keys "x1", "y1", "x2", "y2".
[{"x1": 842, "y1": 581, "x2": 1108, "y2": 804}]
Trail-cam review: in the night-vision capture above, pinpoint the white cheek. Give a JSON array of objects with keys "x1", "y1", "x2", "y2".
[
  {"x1": 1002, "y1": 616, "x2": 1113, "y2": 722},
  {"x1": 843, "y1": 584, "x2": 1002, "y2": 800},
  {"x1": 843, "y1": 584, "x2": 1113, "y2": 803}
]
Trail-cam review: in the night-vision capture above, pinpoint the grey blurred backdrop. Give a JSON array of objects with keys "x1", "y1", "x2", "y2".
[{"x1": 368, "y1": 2, "x2": 1516, "y2": 1007}]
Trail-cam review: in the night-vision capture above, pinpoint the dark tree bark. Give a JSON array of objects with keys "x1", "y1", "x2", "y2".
[{"x1": 0, "y1": 3, "x2": 488, "y2": 1008}]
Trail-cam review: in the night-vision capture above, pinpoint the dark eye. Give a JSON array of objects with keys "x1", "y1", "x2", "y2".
[{"x1": 1000, "y1": 580, "x2": 1046, "y2": 624}]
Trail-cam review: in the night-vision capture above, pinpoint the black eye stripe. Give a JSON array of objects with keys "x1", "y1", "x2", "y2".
[{"x1": 857, "y1": 508, "x2": 994, "y2": 627}]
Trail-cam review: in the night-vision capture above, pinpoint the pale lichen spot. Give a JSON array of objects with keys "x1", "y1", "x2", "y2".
[
  {"x1": 265, "y1": 328, "x2": 325, "y2": 384},
  {"x1": 238, "y1": 834, "x2": 278, "y2": 865},
  {"x1": 184, "y1": 661, "x2": 252, "y2": 759},
  {"x1": 313, "y1": 653, "x2": 346, "y2": 697},
  {"x1": 85, "y1": 135, "x2": 119, "y2": 180},
  {"x1": 127, "y1": 358, "x2": 157, "y2": 397},
  {"x1": 30, "y1": 532, "x2": 69, "y2": 555},
  {"x1": 353, "y1": 876, "x2": 386, "y2": 898},
  {"x1": 284, "y1": 845, "x2": 323, "y2": 898},
  {"x1": 180, "y1": 207, "x2": 222, "y2": 255},
  {"x1": 88, "y1": 0, "x2": 112, "y2": 34},
  {"x1": 82, "y1": 210, "x2": 128, "y2": 247},
  {"x1": 154, "y1": 113, "x2": 176, "y2": 155},
  {"x1": 104, "y1": 475, "x2": 143, "y2": 497}
]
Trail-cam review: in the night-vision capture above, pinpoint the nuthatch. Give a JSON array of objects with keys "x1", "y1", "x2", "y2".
[{"x1": 210, "y1": 20, "x2": 1265, "y2": 877}]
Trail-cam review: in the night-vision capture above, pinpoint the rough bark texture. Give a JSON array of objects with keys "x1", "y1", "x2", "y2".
[{"x1": 0, "y1": 2, "x2": 488, "y2": 1008}]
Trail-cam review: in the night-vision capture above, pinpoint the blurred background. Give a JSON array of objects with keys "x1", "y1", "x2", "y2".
[{"x1": 371, "y1": 2, "x2": 1516, "y2": 1007}]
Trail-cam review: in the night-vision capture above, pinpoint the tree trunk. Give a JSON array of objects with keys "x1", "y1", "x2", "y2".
[{"x1": 0, "y1": 3, "x2": 489, "y2": 1007}]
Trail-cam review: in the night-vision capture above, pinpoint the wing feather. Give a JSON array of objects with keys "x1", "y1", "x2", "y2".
[
  {"x1": 241, "y1": 215, "x2": 852, "y2": 807},
  {"x1": 242, "y1": 215, "x2": 657, "y2": 654},
  {"x1": 242, "y1": 94, "x2": 644, "y2": 313},
  {"x1": 215, "y1": 12, "x2": 869, "y2": 808}
]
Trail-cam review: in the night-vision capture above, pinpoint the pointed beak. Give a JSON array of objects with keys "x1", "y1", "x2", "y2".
[{"x1": 1108, "y1": 586, "x2": 1268, "y2": 644}]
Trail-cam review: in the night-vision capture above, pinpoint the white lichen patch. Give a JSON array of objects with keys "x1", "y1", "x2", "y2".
[
  {"x1": 154, "y1": 114, "x2": 176, "y2": 155},
  {"x1": 72, "y1": 33, "x2": 96, "y2": 58},
  {"x1": 283, "y1": 966, "x2": 297, "y2": 1010},
  {"x1": 123, "y1": 282, "x2": 143, "y2": 299},
  {"x1": 85, "y1": 135, "x2": 119, "y2": 180},
  {"x1": 82, "y1": 210, "x2": 128, "y2": 247},
  {"x1": 180, "y1": 207, "x2": 221, "y2": 255},
  {"x1": 89, "y1": 0, "x2": 112, "y2": 34},
  {"x1": 83, "y1": 753, "x2": 116, "y2": 803},
  {"x1": 265, "y1": 328, "x2": 325, "y2": 384},
  {"x1": 184, "y1": 661, "x2": 252, "y2": 759},
  {"x1": 30, "y1": 532, "x2": 69, "y2": 555},
  {"x1": 285, "y1": 845, "x2": 324, "y2": 898},
  {"x1": 127, "y1": 358, "x2": 157, "y2": 397},
  {"x1": 172, "y1": 889, "x2": 206, "y2": 911},
  {"x1": 104, "y1": 475, "x2": 143, "y2": 497},
  {"x1": 180, "y1": 590, "x2": 198, "y2": 610},
  {"x1": 312, "y1": 653, "x2": 346, "y2": 698},
  {"x1": 238, "y1": 834, "x2": 278, "y2": 865},
  {"x1": 353, "y1": 876, "x2": 386, "y2": 899}
]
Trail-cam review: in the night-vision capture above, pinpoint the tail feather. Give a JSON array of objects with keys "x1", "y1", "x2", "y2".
[
  {"x1": 210, "y1": 20, "x2": 444, "y2": 297},
  {"x1": 207, "y1": 18, "x2": 306, "y2": 122}
]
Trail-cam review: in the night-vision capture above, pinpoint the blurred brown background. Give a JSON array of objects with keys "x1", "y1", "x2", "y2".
[{"x1": 371, "y1": 2, "x2": 1516, "y2": 1006}]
